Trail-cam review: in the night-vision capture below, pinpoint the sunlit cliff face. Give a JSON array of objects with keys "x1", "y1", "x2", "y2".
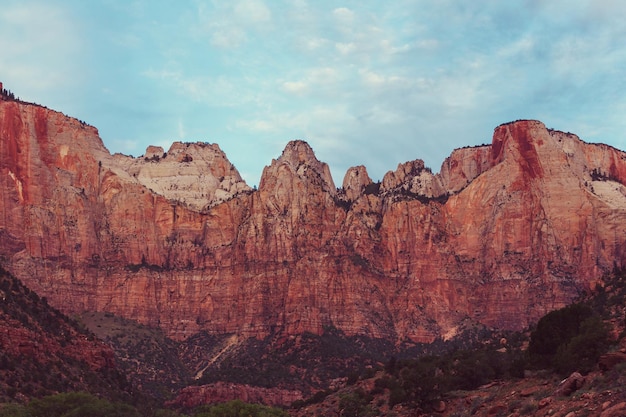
[{"x1": 2, "y1": 99, "x2": 626, "y2": 343}]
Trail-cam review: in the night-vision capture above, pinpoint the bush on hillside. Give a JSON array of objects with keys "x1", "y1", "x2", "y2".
[
  {"x1": 193, "y1": 400, "x2": 288, "y2": 417},
  {"x1": 0, "y1": 392, "x2": 141, "y2": 417},
  {"x1": 528, "y1": 302, "x2": 609, "y2": 374}
]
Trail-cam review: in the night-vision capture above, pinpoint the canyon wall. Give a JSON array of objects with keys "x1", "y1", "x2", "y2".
[{"x1": 2, "y1": 98, "x2": 626, "y2": 342}]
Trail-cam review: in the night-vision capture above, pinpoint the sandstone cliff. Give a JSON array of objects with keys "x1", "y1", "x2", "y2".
[{"x1": 1, "y1": 96, "x2": 626, "y2": 343}]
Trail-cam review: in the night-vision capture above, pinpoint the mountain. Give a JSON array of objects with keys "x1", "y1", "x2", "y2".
[
  {"x1": 1, "y1": 94, "x2": 626, "y2": 346},
  {"x1": 0, "y1": 266, "x2": 132, "y2": 402}
]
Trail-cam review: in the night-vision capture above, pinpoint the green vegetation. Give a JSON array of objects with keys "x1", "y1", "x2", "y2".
[
  {"x1": 528, "y1": 302, "x2": 609, "y2": 375},
  {"x1": 307, "y1": 271, "x2": 624, "y2": 413},
  {"x1": 195, "y1": 326, "x2": 395, "y2": 391},
  {"x1": 0, "y1": 392, "x2": 141, "y2": 417},
  {"x1": 373, "y1": 346, "x2": 523, "y2": 409},
  {"x1": 0, "y1": 394, "x2": 291, "y2": 417},
  {"x1": 337, "y1": 389, "x2": 377, "y2": 417},
  {"x1": 78, "y1": 311, "x2": 191, "y2": 399}
]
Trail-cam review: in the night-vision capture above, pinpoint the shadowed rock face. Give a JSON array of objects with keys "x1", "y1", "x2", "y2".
[{"x1": 2, "y1": 99, "x2": 626, "y2": 343}]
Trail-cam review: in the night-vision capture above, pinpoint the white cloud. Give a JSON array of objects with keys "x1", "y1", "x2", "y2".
[
  {"x1": 333, "y1": 7, "x2": 355, "y2": 22},
  {"x1": 193, "y1": 0, "x2": 271, "y2": 49},
  {"x1": 0, "y1": 2, "x2": 83, "y2": 94},
  {"x1": 143, "y1": 69, "x2": 258, "y2": 107},
  {"x1": 282, "y1": 80, "x2": 308, "y2": 95},
  {"x1": 234, "y1": 0, "x2": 271, "y2": 23},
  {"x1": 497, "y1": 35, "x2": 535, "y2": 59},
  {"x1": 210, "y1": 25, "x2": 247, "y2": 48},
  {"x1": 281, "y1": 67, "x2": 341, "y2": 97},
  {"x1": 415, "y1": 39, "x2": 439, "y2": 50},
  {"x1": 360, "y1": 69, "x2": 386, "y2": 86},
  {"x1": 335, "y1": 42, "x2": 356, "y2": 55},
  {"x1": 302, "y1": 37, "x2": 329, "y2": 51},
  {"x1": 236, "y1": 119, "x2": 277, "y2": 132}
]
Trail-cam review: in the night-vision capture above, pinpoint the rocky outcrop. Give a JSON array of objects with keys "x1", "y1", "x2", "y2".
[
  {"x1": 114, "y1": 141, "x2": 251, "y2": 211},
  {"x1": 2, "y1": 99, "x2": 626, "y2": 344},
  {"x1": 555, "y1": 372, "x2": 585, "y2": 396},
  {"x1": 380, "y1": 159, "x2": 445, "y2": 198}
]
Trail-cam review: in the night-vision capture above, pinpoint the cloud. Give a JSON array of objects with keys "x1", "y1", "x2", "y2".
[
  {"x1": 143, "y1": 68, "x2": 259, "y2": 107},
  {"x1": 4, "y1": 1, "x2": 626, "y2": 186},
  {"x1": 333, "y1": 7, "x2": 355, "y2": 23},
  {"x1": 280, "y1": 67, "x2": 342, "y2": 98},
  {"x1": 210, "y1": 26, "x2": 248, "y2": 48},
  {"x1": 301, "y1": 37, "x2": 329, "y2": 51},
  {"x1": 282, "y1": 81, "x2": 308, "y2": 95},
  {"x1": 335, "y1": 42, "x2": 356, "y2": 55},
  {"x1": 234, "y1": 0, "x2": 271, "y2": 23},
  {"x1": 0, "y1": 2, "x2": 83, "y2": 95},
  {"x1": 192, "y1": 0, "x2": 272, "y2": 49}
]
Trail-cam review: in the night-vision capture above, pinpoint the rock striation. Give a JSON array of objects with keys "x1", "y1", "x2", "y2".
[{"x1": 2, "y1": 97, "x2": 626, "y2": 344}]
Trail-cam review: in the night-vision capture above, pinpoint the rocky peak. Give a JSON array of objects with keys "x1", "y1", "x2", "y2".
[
  {"x1": 259, "y1": 140, "x2": 336, "y2": 195},
  {"x1": 144, "y1": 145, "x2": 164, "y2": 159},
  {"x1": 342, "y1": 165, "x2": 373, "y2": 201},
  {"x1": 491, "y1": 120, "x2": 547, "y2": 176},
  {"x1": 4, "y1": 95, "x2": 626, "y2": 345},
  {"x1": 116, "y1": 141, "x2": 251, "y2": 211},
  {"x1": 438, "y1": 145, "x2": 493, "y2": 194},
  {"x1": 380, "y1": 159, "x2": 445, "y2": 199},
  {"x1": 279, "y1": 140, "x2": 318, "y2": 166}
]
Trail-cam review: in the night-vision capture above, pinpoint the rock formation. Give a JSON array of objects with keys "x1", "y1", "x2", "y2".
[
  {"x1": 114, "y1": 141, "x2": 251, "y2": 211},
  {"x1": 2, "y1": 97, "x2": 626, "y2": 343}
]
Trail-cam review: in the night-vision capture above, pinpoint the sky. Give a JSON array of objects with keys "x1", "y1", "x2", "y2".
[{"x1": 1, "y1": 1, "x2": 626, "y2": 185}]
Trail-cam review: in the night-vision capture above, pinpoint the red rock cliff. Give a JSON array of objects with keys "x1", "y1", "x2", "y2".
[{"x1": 2, "y1": 100, "x2": 626, "y2": 343}]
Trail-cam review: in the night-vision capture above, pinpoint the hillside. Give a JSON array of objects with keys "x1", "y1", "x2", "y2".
[{"x1": 0, "y1": 267, "x2": 132, "y2": 402}]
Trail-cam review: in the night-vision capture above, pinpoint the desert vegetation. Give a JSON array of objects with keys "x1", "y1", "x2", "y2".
[{"x1": 1, "y1": 267, "x2": 625, "y2": 416}]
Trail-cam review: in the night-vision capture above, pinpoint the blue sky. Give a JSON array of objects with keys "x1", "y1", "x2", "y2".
[{"x1": 2, "y1": 1, "x2": 626, "y2": 184}]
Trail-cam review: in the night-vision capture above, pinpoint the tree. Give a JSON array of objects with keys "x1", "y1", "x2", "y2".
[
  {"x1": 554, "y1": 315, "x2": 609, "y2": 374},
  {"x1": 528, "y1": 303, "x2": 608, "y2": 373}
]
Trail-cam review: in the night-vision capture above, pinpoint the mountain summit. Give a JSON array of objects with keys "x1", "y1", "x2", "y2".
[{"x1": 1, "y1": 99, "x2": 626, "y2": 343}]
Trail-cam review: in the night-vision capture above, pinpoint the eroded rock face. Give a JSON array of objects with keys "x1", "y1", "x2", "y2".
[
  {"x1": 2, "y1": 100, "x2": 626, "y2": 344},
  {"x1": 115, "y1": 141, "x2": 251, "y2": 211},
  {"x1": 381, "y1": 159, "x2": 445, "y2": 198}
]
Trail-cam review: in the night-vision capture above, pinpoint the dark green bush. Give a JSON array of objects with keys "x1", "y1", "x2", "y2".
[
  {"x1": 528, "y1": 303, "x2": 593, "y2": 360},
  {"x1": 528, "y1": 302, "x2": 609, "y2": 374},
  {"x1": 554, "y1": 315, "x2": 609, "y2": 374},
  {"x1": 0, "y1": 392, "x2": 142, "y2": 417},
  {"x1": 338, "y1": 389, "x2": 376, "y2": 417}
]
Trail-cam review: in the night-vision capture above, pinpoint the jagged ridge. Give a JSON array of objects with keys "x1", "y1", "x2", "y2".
[{"x1": 2, "y1": 99, "x2": 626, "y2": 344}]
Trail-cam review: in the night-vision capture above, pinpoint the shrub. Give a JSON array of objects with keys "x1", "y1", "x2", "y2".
[
  {"x1": 528, "y1": 303, "x2": 609, "y2": 374},
  {"x1": 528, "y1": 303, "x2": 592, "y2": 364},
  {"x1": 554, "y1": 315, "x2": 609, "y2": 374},
  {"x1": 338, "y1": 390, "x2": 376, "y2": 417},
  {"x1": 26, "y1": 392, "x2": 140, "y2": 417}
]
